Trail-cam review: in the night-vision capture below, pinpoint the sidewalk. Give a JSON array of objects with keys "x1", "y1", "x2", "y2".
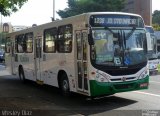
[{"x1": 0, "y1": 64, "x2": 10, "y2": 76}]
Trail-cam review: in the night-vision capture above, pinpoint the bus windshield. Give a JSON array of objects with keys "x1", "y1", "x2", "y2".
[{"x1": 92, "y1": 28, "x2": 147, "y2": 67}]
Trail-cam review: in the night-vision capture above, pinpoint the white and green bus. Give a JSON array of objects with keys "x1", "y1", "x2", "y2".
[{"x1": 5, "y1": 12, "x2": 149, "y2": 97}]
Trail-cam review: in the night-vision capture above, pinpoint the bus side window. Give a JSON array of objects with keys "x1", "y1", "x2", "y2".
[
  {"x1": 44, "y1": 28, "x2": 57, "y2": 53},
  {"x1": 57, "y1": 24, "x2": 72, "y2": 53},
  {"x1": 25, "y1": 33, "x2": 33, "y2": 53},
  {"x1": 15, "y1": 34, "x2": 25, "y2": 53}
]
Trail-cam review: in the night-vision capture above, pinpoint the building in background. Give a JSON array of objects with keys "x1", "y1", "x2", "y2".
[
  {"x1": 12, "y1": 25, "x2": 29, "y2": 32},
  {"x1": 0, "y1": 22, "x2": 12, "y2": 33},
  {"x1": 123, "y1": 0, "x2": 152, "y2": 25},
  {"x1": 0, "y1": 22, "x2": 13, "y2": 50},
  {"x1": 0, "y1": 22, "x2": 31, "y2": 50}
]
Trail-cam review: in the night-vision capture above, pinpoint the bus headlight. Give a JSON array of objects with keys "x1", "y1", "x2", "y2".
[
  {"x1": 138, "y1": 69, "x2": 148, "y2": 79},
  {"x1": 96, "y1": 71, "x2": 110, "y2": 82}
]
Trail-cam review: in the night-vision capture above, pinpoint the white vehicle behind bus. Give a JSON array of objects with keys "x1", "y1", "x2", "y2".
[{"x1": 145, "y1": 25, "x2": 159, "y2": 75}]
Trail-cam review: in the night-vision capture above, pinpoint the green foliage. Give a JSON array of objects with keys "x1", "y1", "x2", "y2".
[
  {"x1": 152, "y1": 10, "x2": 160, "y2": 31},
  {"x1": 152, "y1": 24, "x2": 160, "y2": 31},
  {"x1": 57, "y1": 0, "x2": 126, "y2": 18},
  {"x1": 158, "y1": 64, "x2": 160, "y2": 73},
  {"x1": 0, "y1": 0, "x2": 28, "y2": 16}
]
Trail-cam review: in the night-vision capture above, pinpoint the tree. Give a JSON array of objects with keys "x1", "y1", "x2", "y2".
[
  {"x1": 152, "y1": 10, "x2": 160, "y2": 25},
  {"x1": 0, "y1": 0, "x2": 28, "y2": 16},
  {"x1": 153, "y1": 24, "x2": 160, "y2": 31},
  {"x1": 57, "y1": 0, "x2": 126, "y2": 18}
]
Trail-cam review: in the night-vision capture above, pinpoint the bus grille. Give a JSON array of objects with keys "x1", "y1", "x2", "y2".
[{"x1": 110, "y1": 77, "x2": 136, "y2": 82}]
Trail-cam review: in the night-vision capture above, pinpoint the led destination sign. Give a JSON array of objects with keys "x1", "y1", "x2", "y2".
[
  {"x1": 94, "y1": 18, "x2": 136, "y2": 25},
  {"x1": 90, "y1": 15, "x2": 144, "y2": 27}
]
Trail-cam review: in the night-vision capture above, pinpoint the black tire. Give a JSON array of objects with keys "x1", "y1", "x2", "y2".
[
  {"x1": 60, "y1": 74, "x2": 70, "y2": 96},
  {"x1": 19, "y1": 68, "x2": 26, "y2": 83}
]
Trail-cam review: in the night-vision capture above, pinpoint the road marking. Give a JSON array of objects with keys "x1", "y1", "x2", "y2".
[
  {"x1": 150, "y1": 81, "x2": 160, "y2": 84},
  {"x1": 133, "y1": 91, "x2": 160, "y2": 97}
]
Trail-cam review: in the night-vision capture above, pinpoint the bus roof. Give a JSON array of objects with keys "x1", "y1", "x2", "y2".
[
  {"x1": 84, "y1": 12, "x2": 142, "y2": 17},
  {"x1": 8, "y1": 12, "x2": 143, "y2": 35}
]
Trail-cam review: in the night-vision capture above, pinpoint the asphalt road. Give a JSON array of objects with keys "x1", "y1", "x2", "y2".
[{"x1": 0, "y1": 64, "x2": 160, "y2": 116}]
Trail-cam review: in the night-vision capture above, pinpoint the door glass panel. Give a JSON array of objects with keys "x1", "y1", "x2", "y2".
[
  {"x1": 77, "y1": 33, "x2": 82, "y2": 60},
  {"x1": 83, "y1": 62, "x2": 88, "y2": 90},
  {"x1": 77, "y1": 61, "x2": 82, "y2": 89},
  {"x1": 83, "y1": 32, "x2": 87, "y2": 60},
  {"x1": 36, "y1": 39, "x2": 41, "y2": 58}
]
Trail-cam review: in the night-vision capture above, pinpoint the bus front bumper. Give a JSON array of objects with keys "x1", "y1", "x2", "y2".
[{"x1": 89, "y1": 76, "x2": 149, "y2": 97}]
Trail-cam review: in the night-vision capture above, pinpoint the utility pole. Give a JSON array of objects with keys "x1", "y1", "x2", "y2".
[
  {"x1": 0, "y1": 13, "x2": 2, "y2": 49},
  {"x1": 52, "y1": 0, "x2": 55, "y2": 21}
]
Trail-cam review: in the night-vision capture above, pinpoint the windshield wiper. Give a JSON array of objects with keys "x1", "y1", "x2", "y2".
[
  {"x1": 104, "y1": 26, "x2": 116, "y2": 37},
  {"x1": 125, "y1": 26, "x2": 136, "y2": 40},
  {"x1": 118, "y1": 30, "x2": 131, "y2": 66},
  {"x1": 123, "y1": 31, "x2": 126, "y2": 49}
]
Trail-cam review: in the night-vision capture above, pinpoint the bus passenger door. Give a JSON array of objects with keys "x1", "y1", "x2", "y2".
[
  {"x1": 76, "y1": 30, "x2": 89, "y2": 93},
  {"x1": 34, "y1": 36, "x2": 43, "y2": 83}
]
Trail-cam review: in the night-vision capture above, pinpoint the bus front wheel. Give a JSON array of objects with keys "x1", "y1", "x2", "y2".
[{"x1": 60, "y1": 74, "x2": 70, "y2": 96}]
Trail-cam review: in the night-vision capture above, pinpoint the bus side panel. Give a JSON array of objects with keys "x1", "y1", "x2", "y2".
[
  {"x1": 41, "y1": 39, "x2": 77, "y2": 92},
  {"x1": 22, "y1": 52, "x2": 35, "y2": 81},
  {"x1": 41, "y1": 53, "x2": 59, "y2": 87}
]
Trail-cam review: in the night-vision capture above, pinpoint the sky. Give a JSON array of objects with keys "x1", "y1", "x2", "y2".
[{"x1": 2, "y1": 0, "x2": 160, "y2": 26}]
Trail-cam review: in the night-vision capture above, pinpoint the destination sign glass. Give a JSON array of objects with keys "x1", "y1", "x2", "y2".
[{"x1": 90, "y1": 14, "x2": 144, "y2": 28}]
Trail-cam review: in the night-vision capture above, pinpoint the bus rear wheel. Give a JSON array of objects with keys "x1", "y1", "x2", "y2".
[
  {"x1": 19, "y1": 68, "x2": 26, "y2": 83},
  {"x1": 60, "y1": 74, "x2": 70, "y2": 96}
]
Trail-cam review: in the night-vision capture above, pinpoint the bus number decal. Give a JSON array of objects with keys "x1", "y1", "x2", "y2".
[{"x1": 94, "y1": 18, "x2": 105, "y2": 24}]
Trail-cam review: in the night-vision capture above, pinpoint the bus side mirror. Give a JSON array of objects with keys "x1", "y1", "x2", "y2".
[{"x1": 88, "y1": 33, "x2": 94, "y2": 45}]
